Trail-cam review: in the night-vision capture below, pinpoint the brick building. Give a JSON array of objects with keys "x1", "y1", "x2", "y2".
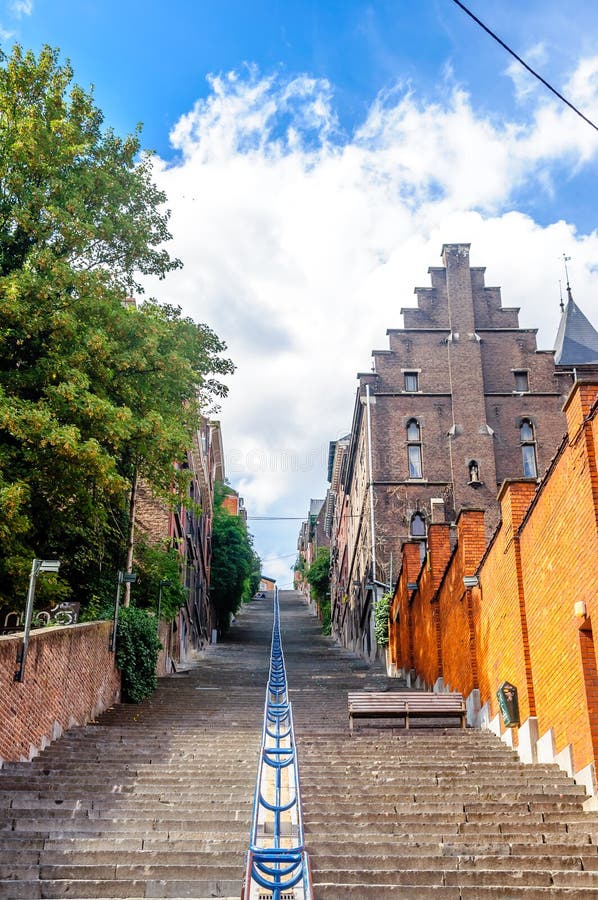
[
  {"x1": 221, "y1": 487, "x2": 247, "y2": 522},
  {"x1": 296, "y1": 498, "x2": 328, "y2": 612},
  {"x1": 388, "y1": 379, "x2": 598, "y2": 802},
  {"x1": 135, "y1": 418, "x2": 224, "y2": 664},
  {"x1": 329, "y1": 243, "x2": 582, "y2": 659}
]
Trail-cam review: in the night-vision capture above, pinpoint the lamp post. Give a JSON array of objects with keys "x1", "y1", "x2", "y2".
[
  {"x1": 15, "y1": 558, "x2": 60, "y2": 683},
  {"x1": 110, "y1": 570, "x2": 137, "y2": 652}
]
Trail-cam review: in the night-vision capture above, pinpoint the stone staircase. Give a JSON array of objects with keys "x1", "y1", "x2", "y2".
[
  {"x1": 281, "y1": 593, "x2": 598, "y2": 898},
  {"x1": 1, "y1": 590, "x2": 598, "y2": 898},
  {"x1": 0, "y1": 601, "x2": 271, "y2": 900}
]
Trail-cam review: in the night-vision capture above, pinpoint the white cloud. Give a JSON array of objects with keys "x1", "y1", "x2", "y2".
[
  {"x1": 144, "y1": 59, "x2": 598, "y2": 564},
  {"x1": 504, "y1": 43, "x2": 548, "y2": 102},
  {"x1": 9, "y1": 0, "x2": 32, "y2": 17}
]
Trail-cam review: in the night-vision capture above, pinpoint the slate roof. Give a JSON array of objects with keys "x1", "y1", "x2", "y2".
[{"x1": 554, "y1": 294, "x2": 598, "y2": 366}]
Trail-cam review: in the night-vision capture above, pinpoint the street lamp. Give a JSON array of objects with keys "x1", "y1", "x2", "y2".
[
  {"x1": 14, "y1": 559, "x2": 60, "y2": 683},
  {"x1": 110, "y1": 570, "x2": 137, "y2": 652}
]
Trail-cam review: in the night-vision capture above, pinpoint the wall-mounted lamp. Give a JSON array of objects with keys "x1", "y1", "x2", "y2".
[
  {"x1": 574, "y1": 600, "x2": 587, "y2": 619},
  {"x1": 463, "y1": 575, "x2": 479, "y2": 589}
]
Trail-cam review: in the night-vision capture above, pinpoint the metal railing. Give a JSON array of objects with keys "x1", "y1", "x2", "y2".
[{"x1": 244, "y1": 588, "x2": 312, "y2": 900}]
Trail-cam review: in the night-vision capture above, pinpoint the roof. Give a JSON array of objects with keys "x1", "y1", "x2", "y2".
[
  {"x1": 554, "y1": 294, "x2": 598, "y2": 366},
  {"x1": 309, "y1": 498, "x2": 325, "y2": 519},
  {"x1": 327, "y1": 434, "x2": 350, "y2": 482}
]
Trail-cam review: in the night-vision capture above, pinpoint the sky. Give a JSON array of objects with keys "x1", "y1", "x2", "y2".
[{"x1": 2, "y1": 1, "x2": 598, "y2": 587}]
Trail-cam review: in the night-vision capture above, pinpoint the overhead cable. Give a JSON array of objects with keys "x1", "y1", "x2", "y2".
[{"x1": 451, "y1": 0, "x2": 598, "y2": 134}]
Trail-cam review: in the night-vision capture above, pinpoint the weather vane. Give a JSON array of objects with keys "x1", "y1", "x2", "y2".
[{"x1": 561, "y1": 253, "x2": 573, "y2": 308}]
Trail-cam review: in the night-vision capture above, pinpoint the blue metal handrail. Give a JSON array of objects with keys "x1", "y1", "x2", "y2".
[{"x1": 244, "y1": 588, "x2": 312, "y2": 900}]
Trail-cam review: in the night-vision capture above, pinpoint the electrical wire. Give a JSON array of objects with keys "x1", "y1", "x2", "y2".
[
  {"x1": 259, "y1": 552, "x2": 298, "y2": 562},
  {"x1": 451, "y1": 0, "x2": 598, "y2": 134}
]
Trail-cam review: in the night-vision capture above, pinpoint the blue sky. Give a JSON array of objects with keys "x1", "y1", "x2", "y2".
[{"x1": 2, "y1": 1, "x2": 598, "y2": 584}]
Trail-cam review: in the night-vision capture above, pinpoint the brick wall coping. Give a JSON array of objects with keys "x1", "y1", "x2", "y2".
[
  {"x1": 496, "y1": 477, "x2": 539, "y2": 504},
  {"x1": 562, "y1": 378, "x2": 598, "y2": 417},
  {"x1": 454, "y1": 506, "x2": 486, "y2": 524},
  {"x1": 0, "y1": 620, "x2": 111, "y2": 643}
]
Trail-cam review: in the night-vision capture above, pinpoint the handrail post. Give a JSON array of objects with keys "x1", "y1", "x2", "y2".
[{"x1": 245, "y1": 589, "x2": 313, "y2": 899}]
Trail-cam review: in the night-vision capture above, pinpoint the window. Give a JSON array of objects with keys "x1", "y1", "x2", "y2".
[
  {"x1": 406, "y1": 418, "x2": 423, "y2": 478},
  {"x1": 404, "y1": 371, "x2": 419, "y2": 392},
  {"x1": 410, "y1": 512, "x2": 427, "y2": 538},
  {"x1": 514, "y1": 370, "x2": 529, "y2": 392},
  {"x1": 520, "y1": 419, "x2": 537, "y2": 477}
]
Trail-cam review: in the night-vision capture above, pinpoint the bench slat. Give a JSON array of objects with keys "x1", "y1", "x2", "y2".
[{"x1": 348, "y1": 690, "x2": 466, "y2": 732}]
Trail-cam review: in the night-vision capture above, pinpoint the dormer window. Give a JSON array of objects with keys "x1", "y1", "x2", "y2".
[
  {"x1": 514, "y1": 370, "x2": 529, "y2": 392},
  {"x1": 406, "y1": 418, "x2": 423, "y2": 479}
]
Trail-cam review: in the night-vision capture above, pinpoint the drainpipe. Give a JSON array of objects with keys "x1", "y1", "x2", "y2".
[{"x1": 365, "y1": 384, "x2": 376, "y2": 584}]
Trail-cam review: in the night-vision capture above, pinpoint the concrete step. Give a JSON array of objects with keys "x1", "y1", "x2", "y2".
[{"x1": 3, "y1": 592, "x2": 598, "y2": 900}]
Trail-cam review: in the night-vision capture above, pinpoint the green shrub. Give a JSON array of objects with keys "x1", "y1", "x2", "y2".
[
  {"x1": 306, "y1": 547, "x2": 331, "y2": 635},
  {"x1": 374, "y1": 592, "x2": 392, "y2": 647},
  {"x1": 115, "y1": 606, "x2": 162, "y2": 703}
]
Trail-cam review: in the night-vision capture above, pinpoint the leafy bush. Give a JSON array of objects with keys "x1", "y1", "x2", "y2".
[
  {"x1": 115, "y1": 606, "x2": 162, "y2": 703},
  {"x1": 306, "y1": 547, "x2": 331, "y2": 635},
  {"x1": 374, "y1": 592, "x2": 392, "y2": 647}
]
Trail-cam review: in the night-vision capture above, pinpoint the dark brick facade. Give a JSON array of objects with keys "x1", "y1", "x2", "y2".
[
  {"x1": 330, "y1": 243, "x2": 574, "y2": 658},
  {"x1": 135, "y1": 419, "x2": 224, "y2": 664}
]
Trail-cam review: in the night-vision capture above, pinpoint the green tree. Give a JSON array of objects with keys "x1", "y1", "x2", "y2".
[
  {"x1": 306, "y1": 547, "x2": 331, "y2": 635},
  {"x1": 0, "y1": 45, "x2": 233, "y2": 607},
  {"x1": 132, "y1": 540, "x2": 188, "y2": 623},
  {"x1": 210, "y1": 483, "x2": 261, "y2": 633}
]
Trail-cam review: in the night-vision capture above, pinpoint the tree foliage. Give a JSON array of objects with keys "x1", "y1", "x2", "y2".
[
  {"x1": 132, "y1": 541, "x2": 188, "y2": 623},
  {"x1": 306, "y1": 547, "x2": 331, "y2": 635},
  {"x1": 210, "y1": 482, "x2": 261, "y2": 633},
  {"x1": 0, "y1": 45, "x2": 233, "y2": 607}
]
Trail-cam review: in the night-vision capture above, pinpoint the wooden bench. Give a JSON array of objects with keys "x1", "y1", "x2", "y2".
[{"x1": 348, "y1": 691, "x2": 466, "y2": 733}]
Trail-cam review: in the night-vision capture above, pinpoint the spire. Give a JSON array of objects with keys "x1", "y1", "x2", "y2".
[{"x1": 554, "y1": 292, "x2": 598, "y2": 367}]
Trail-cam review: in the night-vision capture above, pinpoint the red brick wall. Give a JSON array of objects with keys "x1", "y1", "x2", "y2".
[
  {"x1": 0, "y1": 622, "x2": 120, "y2": 764},
  {"x1": 517, "y1": 383, "x2": 598, "y2": 771},
  {"x1": 476, "y1": 482, "x2": 537, "y2": 725},
  {"x1": 435, "y1": 511, "x2": 485, "y2": 696},
  {"x1": 390, "y1": 382, "x2": 598, "y2": 778}
]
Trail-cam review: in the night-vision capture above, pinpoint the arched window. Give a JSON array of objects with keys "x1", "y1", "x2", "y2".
[
  {"x1": 410, "y1": 511, "x2": 427, "y2": 538},
  {"x1": 406, "y1": 418, "x2": 423, "y2": 478},
  {"x1": 520, "y1": 419, "x2": 537, "y2": 477}
]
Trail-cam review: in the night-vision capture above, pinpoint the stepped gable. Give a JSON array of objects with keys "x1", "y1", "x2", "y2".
[
  {"x1": 2, "y1": 590, "x2": 598, "y2": 897},
  {"x1": 554, "y1": 293, "x2": 598, "y2": 366}
]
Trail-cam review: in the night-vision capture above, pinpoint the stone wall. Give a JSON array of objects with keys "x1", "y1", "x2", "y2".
[{"x1": 0, "y1": 621, "x2": 120, "y2": 765}]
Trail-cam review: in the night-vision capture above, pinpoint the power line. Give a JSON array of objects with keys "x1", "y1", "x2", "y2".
[
  {"x1": 451, "y1": 0, "x2": 598, "y2": 134},
  {"x1": 247, "y1": 517, "x2": 307, "y2": 521},
  {"x1": 260, "y1": 552, "x2": 298, "y2": 562}
]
